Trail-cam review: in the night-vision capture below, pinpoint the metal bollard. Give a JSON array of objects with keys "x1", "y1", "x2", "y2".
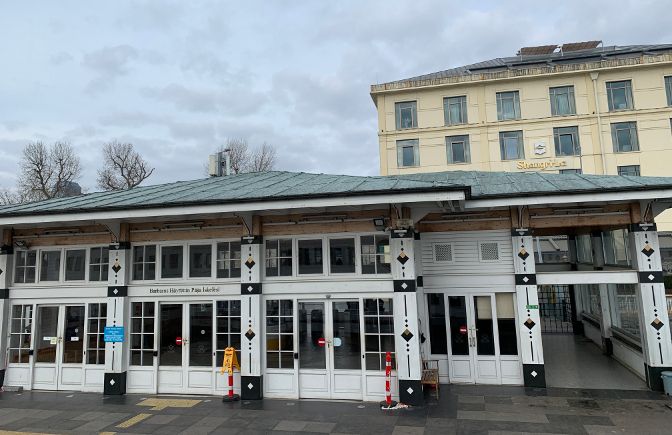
[{"x1": 380, "y1": 352, "x2": 397, "y2": 408}]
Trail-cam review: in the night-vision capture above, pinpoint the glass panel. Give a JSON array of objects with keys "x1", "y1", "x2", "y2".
[
  {"x1": 504, "y1": 137, "x2": 519, "y2": 159},
  {"x1": 495, "y1": 293, "x2": 518, "y2": 356},
  {"x1": 298, "y1": 302, "x2": 326, "y2": 369},
  {"x1": 298, "y1": 239, "x2": 323, "y2": 275},
  {"x1": 402, "y1": 146, "x2": 415, "y2": 167},
  {"x1": 609, "y1": 284, "x2": 641, "y2": 340},
  {"x1": 161, "y1": 246, "x2": 183, "y2": 279},
  {"x1": 452, "y1": 141, "x2": 465, "y2": 163},
  {"x1": 611, "y1": 87, "x2": 628, "y2": 110},
  {"x1": 474, "y1": 296, "x2": 495, "y2": 356},
  {"x1": 332, "y1": 301, "x2": 361, "y2": 370},
  {"x1": 448, "y1": 296, "x2": 469, "y2": 356},
  {"x1": 559, "y1": 134, "x2": 575, "y2": 156},
  {"x1": 189, "y1": 245, "x2": 212, "y2": 278},
  {"x1": 427, "y1": 294, "x2": 447, "y2": 354},
  {"x1": 189, "y1": 303, "x2": 213, "y2": 366},
  {"x1": 36, "y1": 306, "x2": 59, "y2": 363},
  {"x1": 329, "y1": 238, "x2": 355, "y2": 274},
  {"x1": 63, "y1": 306, "x2": 85, "y2": 363},
  {"x1": 160, "y1": 304, "x2": 182, "y2": 366},
  {"x1": 65, "y1": 250, "x2": 86, "y2": 281},
  {"x1": 40, "y1": 251, "x2": 61, "y2": 282}
]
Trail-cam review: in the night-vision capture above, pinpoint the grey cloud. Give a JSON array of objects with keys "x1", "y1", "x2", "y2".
[
  {"x1": 81, "y1": 45, "x2": 165, "y2": 94},
  {"x1": 2, "y1": 121, "x2": 27, "y2": 132},
  {"x1": 99, "y1": 111, "x2": 157, "y2": 128},
  {"x1": 142, "y1": 84, "x2": 267, "y2": 115},
  {"x1": 64, "y1": 124, "x2": 106, "y2": 138},
  {"x1": 50, "y1": 51, "x2": 74, "y2": 65}
]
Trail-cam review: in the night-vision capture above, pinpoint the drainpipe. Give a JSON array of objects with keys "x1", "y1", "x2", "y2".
[{"x1": 590, "y1": 72, "x2": 608, "y2": 175}]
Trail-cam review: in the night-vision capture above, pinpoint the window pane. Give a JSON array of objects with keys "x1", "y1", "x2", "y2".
[
  {"x1": 402, "y1": 146, "x2": 415, "y2": 166},
  {"x1": 452, "y1": 141, "x2": 465, "y2": 163},
  {"x1": 449, "y1": 102, "x2": 462, "y2": 124},
  {"x1": 559, "y1": 134, "x2": 575, "y2": 156},
  {"x1": 40, "y1": 251, "x2": 61, "y2": 282},
  {"x1": 448, "y1": 296, "x2": 469, "y2": 356},
  {"x1": 329, "y1": 238, "x2": 355, "y2": 273},
  {"x1": 427, "y1": 294, "x2": 447, "y2": 355},
  {"x1": 298, "y1": 239, "x2": 323, "y2": 274},
  {"x1": 474, "y1": 296, "x2": 495, "y2": 356},
  {"x1": 189, "y1": 245, "x2": 212, "y2": 278},
  {"x1": 65, "y1": 250, "x2": 86, "y2": 281},
  {"x1": 616, "y1": 127, "x2": 632, "y2": 151},
  {"x1": 505, "y1": 137, "x2": 519, "y2": 159},
  {"x1": 161, "y1": 246, "x2": 183, "y2": 279}
]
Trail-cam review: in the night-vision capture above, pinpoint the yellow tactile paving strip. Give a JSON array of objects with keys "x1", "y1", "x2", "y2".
[
  {"x1": 0, "y1": 430, "x2": 116, "y2": 435},
  {"x1": 136, "y1": 397, "x2": 202, "y2": 411},
  {"x1": 116, "y1": 413, "x2": 152, "y2": 428}
]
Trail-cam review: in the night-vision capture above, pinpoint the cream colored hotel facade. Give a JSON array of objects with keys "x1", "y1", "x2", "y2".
[{"x1": 371, "y1": 44, "x2": 672, "y2": 229}]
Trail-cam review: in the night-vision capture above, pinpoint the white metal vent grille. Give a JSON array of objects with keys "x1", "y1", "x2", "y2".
[
  {"x1": 434, "y1": 244, "x2": 452, "y2": 262},
  {"x1": 480, "y1": 242, "x2": 499, "y2": 261}
]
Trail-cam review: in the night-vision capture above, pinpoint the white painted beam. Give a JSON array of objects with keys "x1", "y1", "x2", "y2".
[
  {"x1": 465, "y1": 189, "x2": 672, "y2": 209},
  {"x1": 536, "y1": 271, "x2": 638, "y2": 285}
]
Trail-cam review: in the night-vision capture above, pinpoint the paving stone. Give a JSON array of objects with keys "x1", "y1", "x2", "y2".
[
  {"x1": 391, "y1": 426, "x2": 425, "y2": 435},
  {"x1": 146, "y1": 414, "x2": 180, "y2": 424},
  {"x1": 302, "y1": 421, "x2": 337, "y2": 432},
  {"x1": 457, "y1": 395, "x2": 485, "y2": 403},
  {"x1": 275, "y1": 420, "x2": 309, "y2": 431}
]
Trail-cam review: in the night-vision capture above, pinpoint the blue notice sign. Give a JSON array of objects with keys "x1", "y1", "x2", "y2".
[{"x1": 104, "y1": 326, "x2": 125, "y2": 343}]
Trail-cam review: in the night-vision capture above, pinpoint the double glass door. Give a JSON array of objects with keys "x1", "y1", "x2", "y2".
[
  {"x1": 446, "y1": 293, "x2": 519, "y2": 384},
  {"x1": 33, "y1": 305, "x2": 85, "y2": 390},
  {"x1": 297, "y1": 299, "x2": 362, "y2": 400}
]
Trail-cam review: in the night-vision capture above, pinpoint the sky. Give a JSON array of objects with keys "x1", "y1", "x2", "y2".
[{"x1": 1, "y1": 0, "x2": 671, "y2": 191}]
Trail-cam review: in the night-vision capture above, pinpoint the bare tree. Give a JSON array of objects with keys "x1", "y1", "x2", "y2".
[
  {"x1": 206, "y1": 138, "x2": 278, "y2": 176},
  {"x1": 0, "y1": 186, "x2": 22, "y2": 205},
  {"x1": 17, "y1": 141, "x2": 83, "y2": 201},
  {"x1": 97, "y1": 141, "x2": 155, "y2": 190}
]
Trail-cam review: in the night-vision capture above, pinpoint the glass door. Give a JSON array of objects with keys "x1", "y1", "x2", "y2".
[
  {"x1": 298, "y1": 301, "x2": 329, "y2": 399},
  {"x1": 330, "y1": 300, "x2": 363, "y2": 400},
  {"x1": 157, "y1": 303, "x2": 185, "y2": 393},
  {"x1": 59, "y1": 305, "x2": 85, "y2": 389},
  {"x1": 33, "y1": 306, "x2": 60, "y2": 390},
  {"x1": 186, "y1": 303, "x2": 215, "y2": 394}
]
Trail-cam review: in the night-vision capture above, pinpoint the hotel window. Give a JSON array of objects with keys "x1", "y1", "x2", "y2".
[
  {"x1": 40, "y1": 250, "x2": 61, "y2": 282},
  {"x1": 8, "y1": 305, "x2": 32, "y2": 364},
  {"x1": 611, "y1": 122, "x2": 639, "y2": 152},
  {"x1": 216, "y1": 300, "x2": 241, "y2": 366},
  {"x1": 14, "y1": 250, "x2": 37, "y2": 283},
  {"x1": 298, "y1": 239, "x2": 323, "y2": 275},
  {"x1": 446, "y1": 135, "x2": 470, "y2": 164},
  {"x1": 397, "y1": 139, "x2": 419, "y2": 167},
  {"x1": 266, "y1": 300, "x2": 294, "y2": 369},
  {"x1": 216, "y1": 241, "x2": 241, "y2": 278},
  {"x1": 496, "y1": 91, "x2": 521, "y2": 120},
  {"x1": 666, "y1": 76, "x2": 672, "y2": 106},
  {"x1": 363, "y1": 298, "x2": 395, "y2": 370},
  {"x1": 361, "y1": 235, "x2": 391, "y2": 274},
  {"x1": 161, "y1": 245, "x2": 183, "y2": 279},
  {"x1": 189, "y1": 244, "x2": 212, "y2": 278},
  {"x1": 329, "y1": 238, "x2": 356, "y2": 274},
  {"x1": 133, "y1": 245, "x2": 156, "y2": 280},
  {"x1": 395, "y1": 101, "x2": 417, "y2": 129},
  {"x1": 426, "y1": 294, "x2": 447, "y2": 355},
  {"x1": 618, "y1": 165, "x2": 640, "y2": 177},
  {"x1": 65, "y1": 249, "x2": 86, "y2": 281},
  {"x1": 265, "y1": 239, "x2": 292, "y2": 277},
  {"x1": 444, "y1": 96, "x2": 467, "y2": 125},
  {"x1": 559, "y1": 169, "x2": 582, "y2": 174},
  {"x1": 549, "y1": 86, "x2": 576, "y2": 116},
  {"x1": 602, "y1": 228, "x2": 631, "y2": 267},
  {"x1": 130, "y1": 302, "x2": 155, "y2": 366},
  {"x1": 499, "y1": 131, "x2": 524, "y2": 160},
  {"x1": 553, "y1": 126, "x2": 580, "y2": 156},
  {"x1": 608, "y1": 284, "x2": 641, "y2": 341},
  {"x1": 606, "y1": 80, "x2": 633, "y2": 111},
  {"x1": 89, "y1": 247, "x2": 109, "y2": 282},
  {"x1": 87, "y1": 303, "x2": 107, "y2": 365}
]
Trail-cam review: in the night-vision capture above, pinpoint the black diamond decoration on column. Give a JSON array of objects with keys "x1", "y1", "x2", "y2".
[
  {"x1": 245, "y1": 258, "x2": 256, "y2": 269},
  {"x1": 397, "y1": 252, "x2": 409, "y2": 265},
  {"x1": 401, "y1": 329, "x2": 414, "y2": 342},
  {"x1": 524, "y1": 318, "x2": 536, "y2": 330},
  {"x1": 651, "y1": 318, "x2": 665, "y2": 331},
  {"x1": 245, "y1": 329, "x2": 256, "y2": 341},
  {"x1": 112, "y1": 262, "x2": 121, "y2": 273},
  {"x1": 0, "y1": 268, "x2": 3, "y2": 276},
  {"x1": 518, "y1": 249, "x2": 530, "y2": 260},
  {"x1": 642, "y1": 245, "x2": 655, "y2": 257}
]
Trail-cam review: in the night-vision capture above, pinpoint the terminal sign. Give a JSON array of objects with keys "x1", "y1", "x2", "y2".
[{"x1": 104, "y1": 326, "x2": 124, "y2": 343}]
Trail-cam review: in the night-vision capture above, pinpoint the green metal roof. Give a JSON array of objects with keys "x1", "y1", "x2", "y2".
[{"x1": 2, "y1": 170, "x2": 672, "y2": 218}]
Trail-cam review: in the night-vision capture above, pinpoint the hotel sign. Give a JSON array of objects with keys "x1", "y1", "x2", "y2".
[{"x1": 510, "y1": 158, "x2": 573, "y2": 172}]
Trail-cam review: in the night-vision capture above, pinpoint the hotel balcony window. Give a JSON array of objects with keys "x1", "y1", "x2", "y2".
[
  {"x1": 496, "y1": 91, "x2": 521, "y2": 120},
  {"x1": 443, "y1": 96, "x2": 467, "y2": 125},
  {"x1": 618, "y1": 165, "x2": 640, "y2": 177},
  {"x1": 606, "y1": 80, "x2": 633, "y2": 111},
  {"x1": 397, "y1": 139, "x2": 419, "y2": 167},
  {"x1": 446, "y1": 135, "x2": 470, "y2": 164},
  {"x1": 549, "y1": 86, "x2": 576, "y2": 116},
  {"x1": 553, "y1": 126, "x2": 580, "y2": 156},
  {"x1": 666, "y1": 76, "x2": 672, "y2": 106},
  {"x1": 395, "y1": 101, "x2": 417, "y2": 129},
  {"x1": 499, "y1": 131, "x2": 524, "y2": 160},
  {"x1": 611, "y1": 122, "x2": 639, "y2": 152}
]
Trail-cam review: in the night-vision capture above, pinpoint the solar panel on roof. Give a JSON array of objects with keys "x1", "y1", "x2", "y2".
[
  {"x1": 517, "y1": 45, "x2": 558, "y2": 56},
  {"x1": 562, "y1": 41, "x2": 601, "y2": 52}
]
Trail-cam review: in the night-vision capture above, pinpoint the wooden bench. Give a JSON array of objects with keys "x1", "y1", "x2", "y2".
[{"x1": 421, "y1": 359, "x2": 439, "y2": 399}]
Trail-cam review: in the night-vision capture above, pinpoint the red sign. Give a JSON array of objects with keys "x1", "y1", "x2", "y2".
[
  {"x1": 459, "y1": 326, "x2": 468, "y2": 335},
  {"x1": 176, "y1": 337, "x2": 182, "y2": 345},
  {"x1": 318, "y1": 338, "x2": 326, "y2": 347}
]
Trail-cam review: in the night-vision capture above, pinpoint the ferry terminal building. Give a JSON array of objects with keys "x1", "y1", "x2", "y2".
[{"x1": 1, "y1": 170, "x2": 671, "y2": 405}]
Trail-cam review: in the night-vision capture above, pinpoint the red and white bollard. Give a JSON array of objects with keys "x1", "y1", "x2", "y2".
[
  {"x1": 222, "y1": 369, "x2": 240, "y2": 402},
  {"x1": 380, "y1": 352, "x2": 397, "y2": 408}
]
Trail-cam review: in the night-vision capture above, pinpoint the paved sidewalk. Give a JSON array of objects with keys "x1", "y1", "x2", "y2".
[{"x1": 0, "y1": 385, "x2": 671, "y2": 435}]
